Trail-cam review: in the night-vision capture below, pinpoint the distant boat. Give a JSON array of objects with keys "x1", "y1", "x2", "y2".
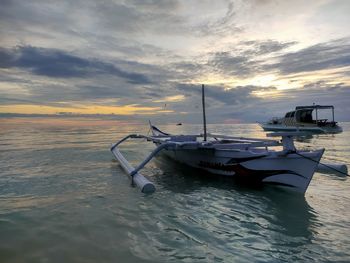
[
  {"x1": 260, "y1": 105, "x2": 342, "y2": 133},
  {"x1": 176, "y1": 123, "x2": 182, "y2": 126}
]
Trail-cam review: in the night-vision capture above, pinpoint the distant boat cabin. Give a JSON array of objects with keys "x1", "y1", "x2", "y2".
[
  {"x1": 260, "y1": 104, "x2": 342, "y2": 133},
  {"x1": 283, "y1": 105, "x2": 335, "y2": 127}
]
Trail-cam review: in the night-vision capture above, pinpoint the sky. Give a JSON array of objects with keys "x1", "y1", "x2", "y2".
[{"x1": 0, "y1": 0, "x2": 350, "y2": 123}]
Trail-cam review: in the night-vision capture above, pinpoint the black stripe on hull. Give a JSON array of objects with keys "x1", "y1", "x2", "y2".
[
  {"x1": 227, "y1": 155, "x2": 267, "y2": 164},
  {"x1": 263, "y1": 181, "x2": 297, "y2": 188},
  {"x1": 198, "y1": 161, "x2": 306, "y2": 185}
]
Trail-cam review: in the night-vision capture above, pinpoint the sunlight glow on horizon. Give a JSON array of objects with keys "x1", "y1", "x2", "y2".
[{"x1": 0, "y1": 104, "x2": 167, "y2": 115}]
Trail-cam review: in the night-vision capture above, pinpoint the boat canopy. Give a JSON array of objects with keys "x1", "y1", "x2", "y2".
[{"x1": 295, "y1": 105, "x2": 334, "y2": 110}]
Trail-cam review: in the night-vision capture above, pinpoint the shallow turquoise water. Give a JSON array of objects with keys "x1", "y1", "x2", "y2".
[{"x1": 0, "y1": 118, "x2": 349, "y2": 262}]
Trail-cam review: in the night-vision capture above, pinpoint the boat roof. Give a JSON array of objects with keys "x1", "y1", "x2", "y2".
[{"x1": 295, "y1": 105, "x2": 334, "y2": 110}]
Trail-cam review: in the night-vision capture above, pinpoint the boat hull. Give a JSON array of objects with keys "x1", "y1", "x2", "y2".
[
  {"x1": 160, "y1": 147, "x2": 324, "y2": 194},
  {"x1": 260, "y1": 123, "x2": 343, "y2": 134}
]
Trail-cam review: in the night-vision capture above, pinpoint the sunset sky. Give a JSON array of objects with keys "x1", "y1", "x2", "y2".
[{"x1": 1, "y1": 0, "x2": 350, "y2": 123}]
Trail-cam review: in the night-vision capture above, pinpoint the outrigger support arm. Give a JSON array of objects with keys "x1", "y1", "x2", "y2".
[
  {"x1": 111, "y1": 134, "x2": 192, "y2": 193},
  {"x1": 130, "y1": 142, "x2": 177, "y2": 177},
  {"x1": 111, "y1": 134, "x2": 144, "y2": 151},
  {"x1": 111, "y1": 134, "x2": 157, "y2": 193}
]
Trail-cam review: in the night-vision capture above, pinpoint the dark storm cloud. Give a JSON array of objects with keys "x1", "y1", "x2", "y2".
[
  {"x1": 269, "y1": 38, "x2": 350, "y2": 74},
  {"x1": 0, "y1": 46, "x2": 151, "y2": 84}
]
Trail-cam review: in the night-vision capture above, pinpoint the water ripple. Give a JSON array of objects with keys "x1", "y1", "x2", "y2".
[{"x1": 0, "y1": 119, "x2": 349, "y2": 262}]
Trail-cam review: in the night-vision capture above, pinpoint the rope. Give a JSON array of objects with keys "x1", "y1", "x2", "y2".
[{"x1": 294, "y1": 151, "x2": 349, "y2": 176}]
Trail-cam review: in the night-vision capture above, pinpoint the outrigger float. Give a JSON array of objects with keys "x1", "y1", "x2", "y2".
[{"x1": 111, "y1": 85, "x2": 348, "y2": 194}]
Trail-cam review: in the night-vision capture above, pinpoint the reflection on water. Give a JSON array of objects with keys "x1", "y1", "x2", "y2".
[
  {"x1": 147, "y1": 155, "x2": 320, "y2": 261},
  {"x1": 0, "y1": 118, "x2": 349, "y2": 262}
]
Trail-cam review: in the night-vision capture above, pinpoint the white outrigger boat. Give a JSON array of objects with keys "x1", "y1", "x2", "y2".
[
  {"x1": 111, "y1": 85, "x2": 333, "y2": 195},
  {"x1": 260, "y1": 105, "x2": 342, "y2": 133}
]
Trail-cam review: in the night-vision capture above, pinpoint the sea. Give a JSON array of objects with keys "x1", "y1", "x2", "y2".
[{"x1": 0, "y1": 117, "x2": 349, "y2": 263}]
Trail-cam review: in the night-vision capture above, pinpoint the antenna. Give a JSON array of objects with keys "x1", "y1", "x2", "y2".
[{"x1": 202, "y1": 84, "x2": 207, "y2": 141}]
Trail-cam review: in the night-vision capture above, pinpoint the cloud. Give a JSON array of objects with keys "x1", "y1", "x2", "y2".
[
  {"x1": 270, "y1": 38, "x2": 350, "y2": 74},
  {"x1": 171, "y1": 80, "x2": 350, "y2": 123},
  {"x1": 0, "y1": 46, "x2": 152, "y2": 84},
  {"x1": 205, "y1": 39, "x2": 297, "y2": 78},
  {"x1": 191, "y1": 1, "x2": 242, "y2": 37},
  {"x1": 0, "y1": 0, "x2": 350, "y2": 122},
  {"x1": 176, "y1": 83, "x2": 276, "y2": 105},
  {"x1": 208, "y1": 52, "x2": 257, "y2": 77},
  {"x1": 245, "y1": 40, "x2": 297, "y2": 55}
]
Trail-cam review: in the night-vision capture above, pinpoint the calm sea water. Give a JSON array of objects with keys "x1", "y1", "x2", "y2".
[{"x1": 0, "y1": 118, "x2": 349, "y2": 263}]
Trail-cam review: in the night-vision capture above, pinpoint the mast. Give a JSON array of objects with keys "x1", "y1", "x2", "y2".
[
  {"x1": 202, "y1": 84, "x2": 207, "y2": 141},
  {"x1": 314, "y1": 103, "x2": 318, "y2": 124}
]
